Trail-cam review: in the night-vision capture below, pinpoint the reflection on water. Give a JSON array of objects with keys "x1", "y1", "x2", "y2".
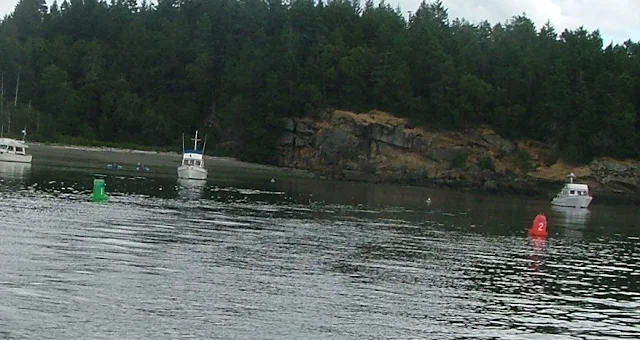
[
  {"x1": 529, "y1": 236, "x2": 547, "y2": 272},
  {"x1": 177, "y1": 178, "x2": 206, "y2": 200},
  {"x1": 0, "y1": 161, "x2": 31, "y2": 180},
  {"x1": 551, "y1": 206, "x2": 591, "y2": 240},
  {"x1": 551, "y1": 206, "x2": 591, "y2": 227},
  {"x1": 0, "y1": 157, "x2": 639, "y2": 339}
]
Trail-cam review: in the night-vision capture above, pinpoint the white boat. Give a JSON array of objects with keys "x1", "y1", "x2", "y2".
[
  {"x1": 0, "y1": 129, "x2": 32, "y2": 164},
  {"x1": 551, "y1": 173, "x2": 592, "y2": 208},
  {"x1": 177, "y1": 130, "x2": 207, "y2": 180}
]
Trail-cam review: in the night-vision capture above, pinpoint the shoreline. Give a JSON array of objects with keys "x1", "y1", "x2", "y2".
[
  {"x1": 28, "y1": 141, "x2": 180, "y2": 156},
  {"x1": 314, "y1": 169, "x2": 640, "y2": 206},
  {"x1": 28, "y1": 141, "x2": 315, "y2": 175},
  {"x1": 26, "y1": 142, "x2": 639, "y2": 205}
]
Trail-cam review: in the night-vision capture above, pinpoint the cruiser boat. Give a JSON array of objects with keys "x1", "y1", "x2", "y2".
[
  {"x1": 0, "y1": 129, "x2": 32, "y2": 164},
  {"x1": 177, "y1": 130, "x2": 207, "y2": 180},
  {"x1": 551, "y1": 173, "x2": 592, "y2": 208}
]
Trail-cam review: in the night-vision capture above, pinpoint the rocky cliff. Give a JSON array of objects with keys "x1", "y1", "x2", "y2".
[{"x1": 276, "y1": 110, "x2": 640, "y2": 201}]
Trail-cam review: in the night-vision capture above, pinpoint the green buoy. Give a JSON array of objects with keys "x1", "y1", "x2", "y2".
[{"x1": 92, "y1": 178, "x2": 108, "y2": 202}]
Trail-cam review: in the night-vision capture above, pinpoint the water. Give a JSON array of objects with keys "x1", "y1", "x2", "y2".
[{"x1": 1, "y1": 151, "x2": 639, "y2": 339}]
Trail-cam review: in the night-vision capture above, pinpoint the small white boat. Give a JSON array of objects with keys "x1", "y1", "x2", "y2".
[
  {"x1": 0, "y1": 129, "x2": 32, "y2": 164},
  {"x1": 177, "y1": 130, "x2": 207, "y2": 180},
  {"x1": 551, "y1": 173, "x2": 592, "y2": 208}
]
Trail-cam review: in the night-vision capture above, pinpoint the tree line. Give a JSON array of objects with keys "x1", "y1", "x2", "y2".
[{"x1": 0, "y1": 0, "x2": 638, "y2": 163}]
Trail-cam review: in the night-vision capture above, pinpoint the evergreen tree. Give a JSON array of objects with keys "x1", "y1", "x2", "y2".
[{"x1": 0, "y1": 0, "x2": 636, "y2": 163}]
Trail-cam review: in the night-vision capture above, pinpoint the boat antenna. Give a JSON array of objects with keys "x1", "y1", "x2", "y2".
[
  {"x1": 202, "y1": 134, "x2": 207, "y2": 154},
  {"x1": 182, "y1": 132, "x2": 185, "y2": 153}
]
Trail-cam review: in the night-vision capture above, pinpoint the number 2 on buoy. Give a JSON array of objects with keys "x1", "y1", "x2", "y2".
[{"x1": 530, "y1": 213, "x2": 548, "y2": 237}]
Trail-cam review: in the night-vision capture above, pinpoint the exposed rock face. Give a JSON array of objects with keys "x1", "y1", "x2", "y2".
[
  {"x1": 589, "y1": 158, "x2": 639, "y2": 193},
  {"x1": 276, "y1": 110, "x2": 640, "y2": 199}
]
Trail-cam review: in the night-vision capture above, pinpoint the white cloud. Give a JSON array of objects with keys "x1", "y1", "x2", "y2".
[
  {"x1": 1, "y1": 0, "x2": 639, "y2": 44},
  {"x1": 398, "y1": 0, "x2": 640, "y2": 44},
  {"x1": 0, "y1": 1, "x2": 15, "y2": 20}
]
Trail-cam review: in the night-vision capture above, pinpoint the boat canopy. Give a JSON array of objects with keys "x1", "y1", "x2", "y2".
[{"x1": 0, "y1": 138, "x2": 28, "y2": 148}]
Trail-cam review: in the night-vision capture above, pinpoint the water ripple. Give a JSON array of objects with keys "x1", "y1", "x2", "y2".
[{"x1": 0, "y1": 182, "x2": 638, "y2": 339}]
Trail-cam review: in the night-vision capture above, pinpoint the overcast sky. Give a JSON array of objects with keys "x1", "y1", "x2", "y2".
[{"x1": 1, "y1": 0, "x2": 638, "y2": 44}]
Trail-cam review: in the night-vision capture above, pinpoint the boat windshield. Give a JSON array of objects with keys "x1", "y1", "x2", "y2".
[{"x1": 183, "y1": 159, "x2": 202, "y2": 166}]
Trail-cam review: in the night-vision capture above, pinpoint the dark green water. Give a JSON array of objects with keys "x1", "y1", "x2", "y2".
[{"x1": 0, "y1": 151, "x2": 639, "y2": 339}]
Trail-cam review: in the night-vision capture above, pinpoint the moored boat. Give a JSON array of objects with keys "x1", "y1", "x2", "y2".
[
  {"x1": 177, "y1": 130, "x2": 207, "y2": 180},
  {"x1": 551, "y1": 173, "x2": 592, "y2": 209},
  {"x1": 0, "y1": 129, "x2": 32, "y2": 164}
]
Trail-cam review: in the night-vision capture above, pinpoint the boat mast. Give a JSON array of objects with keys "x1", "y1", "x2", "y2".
[
  {"x1": 192, "y1": 130, "x2": 200, "y2": 150},
  {"x1": 1, "y1": 72, "x2": 3, "y2": 129},
  {"x1": 10, "y1": 69, "x2": 19, "y2": 133}
]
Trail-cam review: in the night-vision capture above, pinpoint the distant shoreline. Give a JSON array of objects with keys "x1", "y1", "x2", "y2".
[
  {"x1": 27, "y1": 142, "x2": 314, "y2": 175},
  {"x1": 28, "y1": 141, "x2": 179, "y2": 156},
  {"x1": 26, "y1": 142, "x2": 639, "y2": 205}
]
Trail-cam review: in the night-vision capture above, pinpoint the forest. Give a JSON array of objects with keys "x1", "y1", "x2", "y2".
[{"x1": 0, "y1": 0, "x2": 638, "y2": 164}]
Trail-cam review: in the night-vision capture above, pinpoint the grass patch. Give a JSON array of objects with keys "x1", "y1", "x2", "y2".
[
  {"x1": 477, "y1": 155, "x2": 495, "y2": 171},
  {"x1": 515, "y1": 149, "x2": 535, "y2": 174},
  {"x1": 451, "y1": 152, "x2": 468, "y2": 169}
]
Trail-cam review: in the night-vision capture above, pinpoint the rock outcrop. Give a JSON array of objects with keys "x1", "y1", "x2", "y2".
[{"x1": 276, "y1": 110, "x2": 640, "y2": 200}]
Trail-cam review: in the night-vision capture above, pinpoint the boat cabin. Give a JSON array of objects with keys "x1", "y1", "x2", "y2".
[
  {"x1": 181, "y1": 149, "x2": 204, "y2": 167},
  {"x1": 0, "y1": 138, "x2": 29, "y2": 156},
  {"x1": 182, "y1": 158, "x2": 203, "y2": 167},
  {"x1": 557, "y1": 183, "x2": 590, "y2": 198}
]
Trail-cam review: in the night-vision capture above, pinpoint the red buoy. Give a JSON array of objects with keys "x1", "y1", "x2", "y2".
[{"x1": 529, "y1": 213, "x2": 548, "y2": 237}]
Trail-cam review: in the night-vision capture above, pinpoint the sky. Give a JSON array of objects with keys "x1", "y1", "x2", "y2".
[{"x1": 1, "y1": 0, "x2": 639, "y2": 45}]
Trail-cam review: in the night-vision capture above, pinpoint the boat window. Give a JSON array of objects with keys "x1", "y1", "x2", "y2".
[
  {"x1": 195, "y1": 160, "x2": 201, "y2": 166},
  {"x1": 570, "y1": 190, "x2": 575, "y2": 195},
  {"x1": 15, "y1": 147, "x2": 24, "y2": 154},
  {"x1": 7, "y1": 146, "x2": 14, "y2": 152},
  {"x1": 0, "y1": 145, "x2": 6, "y2": 150}
]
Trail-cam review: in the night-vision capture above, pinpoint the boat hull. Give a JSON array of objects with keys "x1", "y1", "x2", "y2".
[
  {"x1": 177, "y1": 165, "x2": 207, "y2": 180},
  {"x1": 0, "y1": 153, "x2": 32, "y2": 163},
  {"x1": 551, "y1": 195, "x2": 592, "y2": 209}
]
